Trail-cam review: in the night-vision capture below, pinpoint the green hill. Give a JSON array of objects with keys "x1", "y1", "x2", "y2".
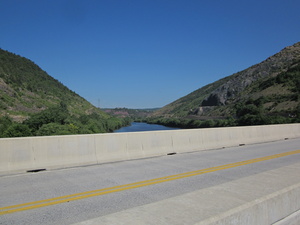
[
  {"x1": 0, "y1": 49, "x2": 129, "y2": 137},
  {"x1": 150, "y1": 42, "x2": 300, "y2": 127}
]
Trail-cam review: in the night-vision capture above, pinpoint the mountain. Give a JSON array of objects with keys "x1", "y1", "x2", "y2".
[
  {"x1": 0, "y1": 49, "x2": 106, "y2": 121},
  {"x1": 0, "y1": 49, "x2": 128, "y2": 137},
  {"x1": 152, "y1": 42, "x2": 300, "y2": 120}
]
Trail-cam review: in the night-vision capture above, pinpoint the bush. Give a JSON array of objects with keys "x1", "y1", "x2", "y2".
[
  {"x1": 3, "y1": 124, "x2": 32, "y2": 137},
  {"x1": 236, "y1": 104, "x2": 262, "y2": 118},
  {"x1": 36, "y1": 123, "x2": 71, "y2": 136},
  {"x1": 24, "y1": 104, "x2": 68, "y2": 132},
  {"x1": 0, "y1": 116, "x2": 13, "y2": 137}
]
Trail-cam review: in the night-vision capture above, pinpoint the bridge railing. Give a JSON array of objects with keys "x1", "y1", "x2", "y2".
[{"x1": 1, "y1": 123, "x2": 300, "y2": 175}]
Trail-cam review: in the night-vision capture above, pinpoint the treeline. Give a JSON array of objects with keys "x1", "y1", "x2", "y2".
[
  {"x1": 0, "y1": 103, "x2": 131, "y2": 138},
  {"x1": 142, "y1": 117, "x2": 236, "y2": 129},
  {"x1": 142, "y1": 98, "x2": 300, "y2": 129},
  {"x1": 234, "y1": 97, "x2": 299, "y2": 126}
]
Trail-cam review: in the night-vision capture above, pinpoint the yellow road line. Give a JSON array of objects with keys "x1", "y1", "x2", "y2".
[{"x1": 1, "y1": 149, "x2": 300, "y2": 215}]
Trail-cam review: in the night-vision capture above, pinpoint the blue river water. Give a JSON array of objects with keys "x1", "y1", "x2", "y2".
[{"x1": 114, "y1": 122, "x2": 180, "y2": 133}]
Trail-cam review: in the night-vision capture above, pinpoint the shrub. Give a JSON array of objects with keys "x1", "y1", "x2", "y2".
[
  {"x1": 3, "y1": 124, "x2": 32, "y2": 137},
  {"x1": 36, "y1": 123, "x2": 71, "y2": 136}
]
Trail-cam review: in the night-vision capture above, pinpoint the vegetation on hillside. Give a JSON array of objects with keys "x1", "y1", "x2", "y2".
[
  {"x1": 153, "y1": 42, "x2": 300, "y2": 119},
  {"x1": 146, "y1": 57, "x2": 300, "y2": 129},
  {"x1": 0, "y1": 49, "x2": 106, "y2": 120},
  {"x1": 151, "y1": 76, "x2": 233, "y2": 118},
  {"x1": 0, "y1": 102, "x2": 130, "y2": 138},
  {"x1": 0, "y1": 49, "x2": 130, "y2": 137}
]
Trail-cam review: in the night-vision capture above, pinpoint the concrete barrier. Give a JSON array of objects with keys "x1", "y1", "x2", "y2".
[{"x1": 0, "y1": 123, "x2": 300, "y2": 175}]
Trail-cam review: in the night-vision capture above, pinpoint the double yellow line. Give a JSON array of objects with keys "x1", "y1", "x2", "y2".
[{"x1": 1, "y1": 149, "x2": 300, "y2": 215}]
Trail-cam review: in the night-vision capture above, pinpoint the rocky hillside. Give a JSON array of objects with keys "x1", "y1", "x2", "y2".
[{"x1": 153, "y1": 42, "x2": 300, "y2": 118}]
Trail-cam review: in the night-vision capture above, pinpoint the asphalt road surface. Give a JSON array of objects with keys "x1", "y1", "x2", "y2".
[{"x1": 1, "y1": 138, "x2": 300, "y2": 224}]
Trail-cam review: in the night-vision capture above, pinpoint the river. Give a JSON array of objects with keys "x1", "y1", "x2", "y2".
[{"x1": 114, "y1": 122, "x2": 180, "y2": 133}]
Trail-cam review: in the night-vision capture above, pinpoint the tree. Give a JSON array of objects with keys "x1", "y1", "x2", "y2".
[
  {"x1": 24, "y1": 103, "x2": 69, "y2": 133},
  {"x1": 0, "y1": 116, "x2": 13, "y2": 137},
  {"x1": 36, "y1": 123, "x2": 71, "y2": 136},
  {"x1": 3, "y1": 124, "x2": 31, "y2": 137}
]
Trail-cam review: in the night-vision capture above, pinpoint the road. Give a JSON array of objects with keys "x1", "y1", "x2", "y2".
[{"x1": 1, "y1": 138, "x2": 300, "y2": 224}]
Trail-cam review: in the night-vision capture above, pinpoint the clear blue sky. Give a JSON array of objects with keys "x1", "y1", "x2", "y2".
[{"x1": 1, "y1": 0, "x2": 299, "y2": 108}]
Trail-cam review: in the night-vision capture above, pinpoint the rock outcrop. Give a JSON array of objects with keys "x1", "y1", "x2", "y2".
[{"x1": 202, "y1": 42, "x2": 300, "y2": 106}]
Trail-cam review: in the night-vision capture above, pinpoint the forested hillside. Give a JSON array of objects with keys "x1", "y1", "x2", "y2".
[{"x1": 0, "y1": 49, "x2": 129, "y2": 137}]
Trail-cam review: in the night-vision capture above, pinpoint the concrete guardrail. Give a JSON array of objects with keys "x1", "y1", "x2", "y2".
[{"x1": 1, "y1": 123, "x2": 300, "y2": 175}]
